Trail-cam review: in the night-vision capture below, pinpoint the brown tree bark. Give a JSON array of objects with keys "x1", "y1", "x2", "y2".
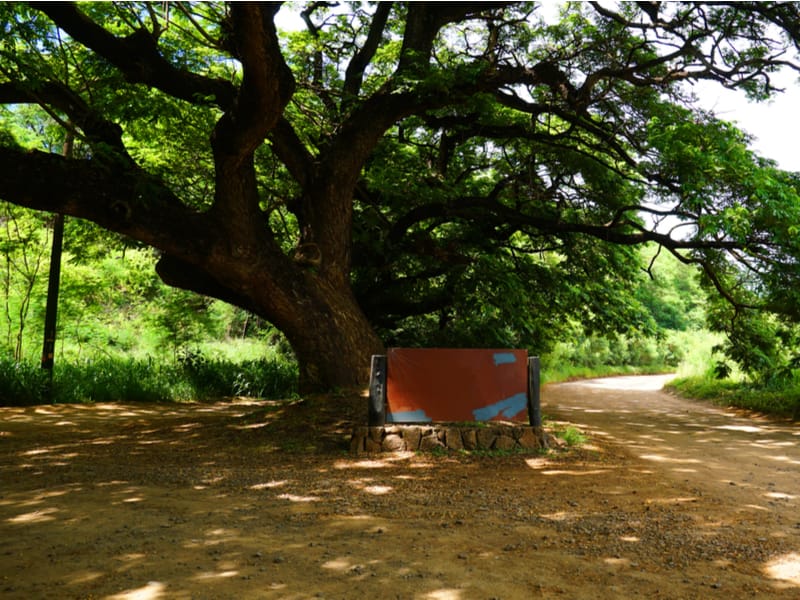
[{"x1": 275, "y1": 279, "x2": 385, "y2": 394}]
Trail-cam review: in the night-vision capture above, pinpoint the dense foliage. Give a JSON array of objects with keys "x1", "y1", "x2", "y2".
[
  {"x1": 0, "y1": 206, "x2": 703, "y2": 406},
  {"x1": 1, "y1": 2, "x2": 800, "y2": 393}
]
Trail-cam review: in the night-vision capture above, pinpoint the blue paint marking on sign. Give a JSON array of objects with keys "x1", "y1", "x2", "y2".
[
  {"x1": 472, "y1": 392, "x2": 528, "y2": 421},
  {"x1": 387, "y1": 409, "x2": 433, "y2": 423},
  {"x1": 493, "y1": 352, "x2": 517, "y2": 366}
]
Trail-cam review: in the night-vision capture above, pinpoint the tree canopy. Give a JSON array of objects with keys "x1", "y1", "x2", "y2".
[{"x1": 1, "y1": 1, "x2": 799, "y2": 391}]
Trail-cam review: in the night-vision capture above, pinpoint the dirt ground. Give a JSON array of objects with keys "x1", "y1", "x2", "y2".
[{"x1": 1, "y1": 375, "x2": 799, "y2": 600}]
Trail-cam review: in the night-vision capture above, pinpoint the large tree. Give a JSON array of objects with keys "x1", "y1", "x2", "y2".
[{"x1": 1, "y1": 2, "x2": 799, "y2": 391}]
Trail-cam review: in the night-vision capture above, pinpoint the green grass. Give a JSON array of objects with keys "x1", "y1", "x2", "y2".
[
  {"x1": 0, "y1": 354, "x2": 298, "y2": 406},
  {"x1": 552, "y1": 425, "x2": 588, "y2": 447},
  {"x1": 662, "y1": 329, "x2": 800, "y2": 418},
  {"x1": 668, "y1": 375, "x2": 800, "y2": 417},
  {"x1": 0, "y1": 359, "x2": 50, "y2": 406}
]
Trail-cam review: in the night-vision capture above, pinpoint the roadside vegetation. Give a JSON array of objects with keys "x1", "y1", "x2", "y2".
[
  {"x1": 0, "y1": 206, "x2": 298, "y2": 405},
  {"x1": 669, "y1": 376, "x2": 800, "y2": 419},
  {"x1": 1, "y1": 210, "x2": 797, "y2": 419}
]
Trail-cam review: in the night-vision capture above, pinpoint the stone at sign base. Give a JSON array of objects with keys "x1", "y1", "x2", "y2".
[{"x1": 349, "y1": 424, "x2": 551, "y2": 454}]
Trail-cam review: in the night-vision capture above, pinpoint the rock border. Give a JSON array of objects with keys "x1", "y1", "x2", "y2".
[{"x1": 349, "y1": 423, "x2": 552, "y2": 454}]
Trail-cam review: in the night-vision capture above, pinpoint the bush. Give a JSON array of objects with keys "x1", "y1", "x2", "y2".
[
  {"x1": 0, "y1": 354, "x2": 298, "y2": 406},
  {"x1": 0, "y1": 358, "x2": 50, "y2": 405},
  {"x1": 177, "y1": 350, "x2": 298, "y2": 399},
  {"x1": 543, "y1": 331, "x2": 685, "y2": 381},
  {"x1": 52, "y1": 358, "x2": 175, "y2": 404},
  {"x1": 669, "y1": 375, "x2": 800, "y2": 417}
]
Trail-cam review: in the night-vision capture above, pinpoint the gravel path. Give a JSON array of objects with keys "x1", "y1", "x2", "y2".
[{"x1": 546, "y1": 375, "x2": 800, "y2": 509}]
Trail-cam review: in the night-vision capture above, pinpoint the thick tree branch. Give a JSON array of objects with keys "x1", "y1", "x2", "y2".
[
  {"x1": 387, "y1": 195, "x2": 752, "y2": 254},
  {"x1": 34, "y1": 2, "x2": 236, "y2": 109},
  {"x1": 211, "y1": 3, "x2": 294, "y2": 165},
  {"x1": 156, "y1": 255, "x2": 260, "y2": 314},
  {"x1": 343, "y1": 1, "x2": 393, "y2": 98},
  {"x1": 268, "y1": 117, "x2": 314, "y2": 189},
  {"x1": 0, "y1": 81, "x2": 127, "y2": 156},
  {"x1": 0, "y1": 145, "x2": 207, "y2": 258},
  {"x1": 400, "y1": 2, "x2": 513, "y2": 70},
  {"x1": 209, "y1": 3, "x2": 295, "y2": 231}
]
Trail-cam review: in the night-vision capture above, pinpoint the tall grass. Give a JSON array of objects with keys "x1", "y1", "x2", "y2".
[
  {"x1": 669, "y1": 376, "x2": 800, "y2": 417},
  {"x1": 0, "y1": 354, "x2": 298, "y2": 406},
  {"x1": 665, "y1": 330, "x2": 799, "y2": 418},
  {"x1": 0, "y1": 359, "x2": 50, "y2": 406}
]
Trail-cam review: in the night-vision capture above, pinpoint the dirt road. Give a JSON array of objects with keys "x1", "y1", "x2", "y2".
[
  {"x1": 544, "y1": 375, "x2": 800, "y2": 593},
  {"x1": 546, "y1": 375, "x2": 800, "y2": 510},
  {"x1": 1, "y1": 375, "x2": 799, "y2": 599}
]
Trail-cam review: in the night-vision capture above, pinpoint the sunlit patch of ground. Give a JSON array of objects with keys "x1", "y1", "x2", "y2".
[{"x1": 765, "y1": 553, "x2": 800, "y2": 586}]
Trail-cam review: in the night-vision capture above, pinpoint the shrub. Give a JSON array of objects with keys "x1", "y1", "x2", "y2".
[
  {"x1": 0, "y1": 358, "x2": 49, "y2": 406},
  {"x1": 0, "y1": 354, "x2": 298, "y2": 406},
  {"x1": 669, "y1": 375, "x2": 800, "y2": 416}
]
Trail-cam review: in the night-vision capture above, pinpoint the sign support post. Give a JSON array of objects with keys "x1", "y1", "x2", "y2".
[
  {"x1": 368, "y1": 354, "x2": 387, "y2": 426},
  {"x1": 528, "y1": 356, "x2": 542, "y2": 427}
]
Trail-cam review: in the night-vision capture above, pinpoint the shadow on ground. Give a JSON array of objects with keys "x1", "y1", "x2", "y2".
[{"x1": 1, "y1": 377, "x2": 798, "y2": 599}]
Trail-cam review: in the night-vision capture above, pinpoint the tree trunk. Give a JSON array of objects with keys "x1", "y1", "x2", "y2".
[
  {"x1": 156, "y1": 240, "x2": 385, "y2": 395},
  {"x1": 271, "y1": 275, "x2": 385, "y2": 394}
]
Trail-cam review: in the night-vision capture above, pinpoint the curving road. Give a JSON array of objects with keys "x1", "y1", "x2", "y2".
[
  {"x1": 543, "y1": 374, "x2": 800, "y2": 587},
  {"x1": 544, "y1": 375, "x2": 800, "y2": 503}
]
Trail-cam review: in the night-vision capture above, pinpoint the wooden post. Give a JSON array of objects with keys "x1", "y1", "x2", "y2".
[
  {"x1": 40, "y1": 213, "x2": 64, "y2": 373},
  {"x1": 41, "y1": 130, "x2": 72, "y2": 401},
  {"x1": 368, "y1": 354, "x2": 387, "y2": 426},
  {"x1": 528, "y1": 355, "x2": 542, "y2": 427}
]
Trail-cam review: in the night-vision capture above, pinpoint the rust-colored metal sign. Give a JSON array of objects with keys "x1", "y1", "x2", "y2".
[{"x1": 385, "y1": 348, "x2": 529, "y2": 423}]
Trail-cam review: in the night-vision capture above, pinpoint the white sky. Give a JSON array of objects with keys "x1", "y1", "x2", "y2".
[{"x1": 693, "y1": 69, "x2": 800, "y2": 172}]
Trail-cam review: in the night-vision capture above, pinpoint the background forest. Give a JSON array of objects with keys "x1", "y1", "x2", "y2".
[
  {"x1": 2, "y1": 183, "x2": 799, "y2": 415},
  {"x1": 0, "y1": 195, "x2": 738, "y2": 406}
]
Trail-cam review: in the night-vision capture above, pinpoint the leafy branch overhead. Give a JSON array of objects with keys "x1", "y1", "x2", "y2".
[{"x1": 1, "y1": 1, "x2": 799, "y2": 390}]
